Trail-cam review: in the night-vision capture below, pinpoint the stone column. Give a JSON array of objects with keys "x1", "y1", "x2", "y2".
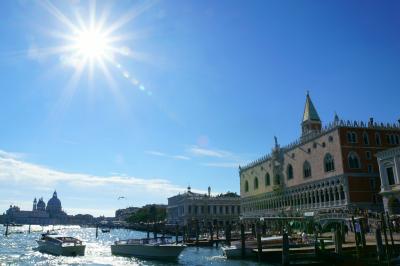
[
  {"x1": 329, "y1": 188, "x2": 333, "y2": 206},
  {"x1": 314, "y1": 191, "x2": 318, "y2": 208},
  {"x1": 394, "y1": 156, "x2": 400, "y2": 184},
  {"x1": 334, "y1": 187, "x2": 339, "y2": 206}
]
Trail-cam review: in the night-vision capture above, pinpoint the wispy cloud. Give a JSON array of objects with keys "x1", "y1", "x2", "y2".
[
  {"x1": 0, "y1": 150, "x2": 26, "y2": 160},
  {"x1": 0, "y1": 150, "x2": 197, "y2": 199},
  {"x1": 188, "y1": 146, "x2": 231, "y2": 158},
  {"x1": 145, "y1": 150, "x2": 190, "y2": 161},
  {"x1": 145, "y1": 150, "x2": 166, "y2": 157},
  {"x1": 172, "y1": 155, "x2": 190, "y2": 160}
]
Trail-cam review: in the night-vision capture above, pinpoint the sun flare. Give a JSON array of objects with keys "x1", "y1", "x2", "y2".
[
  {"x1": 73, "y1": 28, "x2": 110, "y2": 60},
  {"x1": 34, "y1": 0, "x2": 155, "y2": 103}
]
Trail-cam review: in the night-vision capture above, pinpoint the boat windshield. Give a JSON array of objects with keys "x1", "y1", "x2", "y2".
[{"x1": 115, "y1": 237, "x2": 173, "y2": 245}]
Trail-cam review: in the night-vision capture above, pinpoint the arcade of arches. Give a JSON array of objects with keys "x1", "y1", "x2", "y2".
[{"x1": 241, "y1": 176, "x2": 347, "y2": 217}]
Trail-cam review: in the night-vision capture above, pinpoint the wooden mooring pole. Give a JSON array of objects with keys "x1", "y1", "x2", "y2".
[
  {"x1": 282, "y1": 232, "x2": 290, "y2": 265},
  {"x1": 175, "y1": 224, "x2": 179, "y2": 243},
  {"x1": 226, "y1": 223, "x2": 231, "y2": 246},
  {"x1": 256, "y1": 222, "x2": 262, "y2": 262},
  {"x1": 5, "y1": 223, "x2": 9, "y2": 237},
  {"x1": 360, "y1": 220, "x2": 366, "y2": 249},
  {"x1": 334, "y1": 226, "x2": 342, "y2": 255},
  {"x1": 319, "y1": 239, "x2": 325, "y2": 251},
  {"x1": 28, "y1": 224, "x2": 31, "y2": 234},
  {"x1": 146, "y1": 223, "x2": 150, "y2": 239},
  {"x1": 195, "y1": 221, "x2": 199, "y2": 245},
  {"x1": 262, "y1": 220, "x2": 266, "y2": 236},
  {"x1": 376, "y1": 227, "x2": 384, "y2": 263},
  {"x1": 153, "y1": 223, "x2": 157, "y2": 239},
  {"x1": 381, "y1": 213, "x2": 389, "y2": 260},
  {"x1": 240, "y1": 223, "x2": 245, "y2": 259},
  {"x1": 386, "y1": 212, "x2": 395, "y2": 256},
  {"x1": 209, "y1": 224, "x2": 214, "y2": 241},
  {"x1": 341, "y1": 221, "x2": 346, "y2": 244}
]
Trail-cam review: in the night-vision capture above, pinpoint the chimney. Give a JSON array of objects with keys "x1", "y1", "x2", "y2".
[{"x1": 208, "y1": 186, "x2": 211, "y2": 197}]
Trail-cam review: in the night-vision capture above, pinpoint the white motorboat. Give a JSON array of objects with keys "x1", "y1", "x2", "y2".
[
  {"x1": 36, "y1": 234, "x2": 85, "y2": 256},
  {"x1": 222, "y1": 236, "x2": 290, "y2": 259},
  {"x1": 221, "y1": 245, "x2": 255, "y2": 259},
  {"x1": 111, "y1": 238, "x2": 186, "y2": 260}
]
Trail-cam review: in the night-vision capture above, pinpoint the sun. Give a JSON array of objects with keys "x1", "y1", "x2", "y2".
[
  {"x1": 34, "y1": 0, "x2": 155, "y2": 103},
  {"x1": 72, "y1": 28, "x2": 110, "y2": 60}
]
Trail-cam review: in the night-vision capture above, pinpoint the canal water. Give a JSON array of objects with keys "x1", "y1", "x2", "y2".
[{"x1": 0, "y1": 225, "x2": 269, "y2": 265}]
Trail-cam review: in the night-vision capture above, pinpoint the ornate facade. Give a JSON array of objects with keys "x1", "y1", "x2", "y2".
[
  {"x1": 239, "y1": 93, "x2": 400, "y2": 219},
  {"x1": 377, "y1": 146, "x2": 400, "y2": 214},
  {"x1": 167, "y1": 186, "x2": 240, "y2": 226}
]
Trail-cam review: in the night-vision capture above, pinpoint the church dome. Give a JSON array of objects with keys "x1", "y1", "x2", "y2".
[
  {"x1": 46, "y1": 191, "x2": 62, "y2": 213},
  {"x1": 37, "y1": 198, "x2": 46, "y2": 211}
]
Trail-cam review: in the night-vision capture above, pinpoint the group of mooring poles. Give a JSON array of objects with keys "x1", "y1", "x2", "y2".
[
  {"x1": 347, "y1": 212, "x2": 396, "y2": 263},
  {"x1": 374, "y1": 212, "x2": 396, "y2": 263},
  {"x1": 3, "y1": 223, "x2": 32, "y2": 237}
]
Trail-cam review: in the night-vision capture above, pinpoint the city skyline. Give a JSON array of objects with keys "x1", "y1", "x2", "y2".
[{"x1": 1, "y1": 0, "x2": 400, "y2": 216}]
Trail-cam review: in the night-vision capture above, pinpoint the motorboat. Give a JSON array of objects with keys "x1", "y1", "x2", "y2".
[
  {"x1": 222, "y1": 235, "x2": 291, "y2": 259},
  {"x1": 111, "y1": 237, "x2": 186, "y2": 260},
  {"x1": 221, "y1": 245, "x2": 255, "y2": 259},
  {"x1": 36, "y1": 234, "x2": 85, "y2": 256},
  {"x1": 101, "y1": 228, "x2": 111, "y2": 233}
]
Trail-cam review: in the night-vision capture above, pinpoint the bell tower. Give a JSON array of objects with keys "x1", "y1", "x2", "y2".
[
  {"x1": 301, "y1": 92, "x2": 321, "y2": 138},
  {"x1": 33, "y1": 198, "x2": 37, "y2": 211}
]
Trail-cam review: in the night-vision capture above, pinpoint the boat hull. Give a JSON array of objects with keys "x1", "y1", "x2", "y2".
[
  {"x1": 36, "y1": 240, "x2": 85, "y2": 256},
  {"x1": 111, "y1": 244, "x2": 185, "y2": 260},
  {"x1": 221, "y1": 246, "x2": 254, "y2": 259}
]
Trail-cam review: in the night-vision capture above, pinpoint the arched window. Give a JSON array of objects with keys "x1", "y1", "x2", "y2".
[
  {"x1": 395, "y1": 135, "x2": 400, "y2": 145},
  {"x1": 287, "y1": 164, "x2": 294, "y2": 180},
  {"x1": 375, "y1": 133, "x2": 381, "y2": 146},
  {"x1": 324, "y1": 153, "x2": 335, "y2": 172},
  {"x1": 254, "y1": 177, "x2": 259, "y2": 189},
  {"x1": 362, "y1": 132, "x2": 369, "y2": 145},
  {"x1": 348, "y1": 152, "x2": 360, "y2": 169},
  {"x1": 265, "y1": 173, "x2": 270, "y2": 186},
  {"x1": 303, "y1": 161, "x2": 312, "y2": 178},
  {"x1": 347, "y1": 131, "x2": 357, "y2": 143},
  {"x1": 245, "y1": 180, "x2": 249, "y2": 192}
]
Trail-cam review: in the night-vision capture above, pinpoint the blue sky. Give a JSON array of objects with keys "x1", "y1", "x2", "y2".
[{"x1": 0, "y1": 0, "x2": 399, "y2": 216}]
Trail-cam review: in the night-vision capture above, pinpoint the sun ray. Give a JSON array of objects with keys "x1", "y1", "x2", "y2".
[
  {"x1": 28, "y1": 0, "x2": 156, "y2": 110},
  {"x1": 103, "y1": 0, "x2": 156, "y2": 36},
  {"x1": 39, "y1": 0, "x2": 80, "y2": 33}
]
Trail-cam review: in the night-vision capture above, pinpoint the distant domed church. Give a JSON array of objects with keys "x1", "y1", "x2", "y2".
[{"x1": 7, "y1": 190, "x2": 67, "y2": 224}]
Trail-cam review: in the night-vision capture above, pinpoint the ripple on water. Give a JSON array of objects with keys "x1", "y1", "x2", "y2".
[{"x1": 0, "y1": 225, "x2": 264, "y2": 266}]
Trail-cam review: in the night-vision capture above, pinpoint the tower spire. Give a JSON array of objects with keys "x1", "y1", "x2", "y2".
[
  {"x1": 302, "y1": 92, "x2": 321, "y2": 122},
  {"x1": 301, "y1": 92, "x2": 322, "y2": 137}
]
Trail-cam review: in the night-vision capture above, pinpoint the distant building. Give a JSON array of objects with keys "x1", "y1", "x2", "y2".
[
  {"x1": 4, "y1": 191, "x2": 94, "y2": 225},
  {"x1": 377, "y1": 146, "x2": 400, "y2": 214},
  {"x1": 115, "y1": 207, "x2": 140, "y2": 221},
  {"x1": 239, "y1": 93, "x2": 400, "y2": 220},
  {"x1": 167, "y1": 186, "x2": 240, "y2": 227}
]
